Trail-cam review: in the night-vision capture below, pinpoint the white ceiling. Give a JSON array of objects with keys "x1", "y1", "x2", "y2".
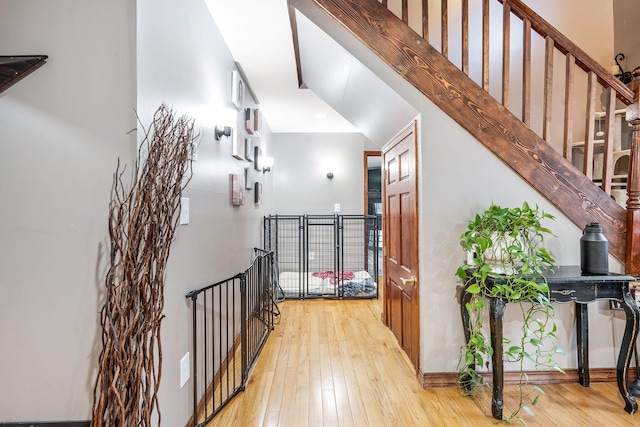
[
  {"x1": 205, "y1": 0, "x2": 357, "y2": 134},
  {"x1": 205, "y1": 0, "x2": 417, "y2": 144}
]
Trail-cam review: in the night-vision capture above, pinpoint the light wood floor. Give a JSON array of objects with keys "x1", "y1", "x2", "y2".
[{"x1": 206, "y1": 297, "x2": 640, "y2": 426}]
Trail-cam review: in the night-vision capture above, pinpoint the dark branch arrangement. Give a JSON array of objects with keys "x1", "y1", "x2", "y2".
[{"x1": 92, "y1": 104, "x2": 196, "y2": 426}]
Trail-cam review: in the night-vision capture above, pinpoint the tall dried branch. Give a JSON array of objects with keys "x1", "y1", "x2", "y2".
[{"x1": 92, "y1": 104, "x2": 196, "y2": 426}]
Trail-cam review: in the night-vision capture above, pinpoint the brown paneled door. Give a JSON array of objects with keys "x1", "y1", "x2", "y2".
[{"x1": 383, "y1": 121, "x2": 420, "y2": 371}]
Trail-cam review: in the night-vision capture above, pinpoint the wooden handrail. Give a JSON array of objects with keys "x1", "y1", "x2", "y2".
[{"x1": 498, "y1": 0, "x2": 634, "y2": 105}]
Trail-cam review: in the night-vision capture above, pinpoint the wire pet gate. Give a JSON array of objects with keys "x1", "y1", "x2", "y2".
[
  {"x1": 264, "y1": 214, "x2": 379, "y2": 299},
  {"x1": 186, "y1": 248, "x2": 277, "y2": 426}
]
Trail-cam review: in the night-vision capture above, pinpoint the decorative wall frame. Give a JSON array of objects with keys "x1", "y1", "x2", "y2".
[
  {"x1": 231, "y1": 70, "x2": 244, "y2": 111},
  {"x1": 254, "y1": 182, "x2": 262, "y2": 205},
  {"x1": 232, "y1": 128, "x2": 244, "y2": 160},
  {"x1": 230, "y1": 174, "x2": 244, "y2": 206},
  {"x1": 253, "y1": 108, "x2": 262, "y2": 136},
  {"x1": 244, "y1": 167, "x2": 255, "y2": 190},
  {"x1": 244, "y1": 108, "x2": 254, "y2": 134},
  {"x1": 244, "y1": 138, "x2": 254, "y2": 162},
  {"x1": 254, "y1": 146, "x2": 262, "y2": 171}
]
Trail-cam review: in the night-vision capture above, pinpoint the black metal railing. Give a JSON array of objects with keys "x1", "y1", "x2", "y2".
[{"x1": 186, "y1": 248, "x2": 277, "y2": 426}]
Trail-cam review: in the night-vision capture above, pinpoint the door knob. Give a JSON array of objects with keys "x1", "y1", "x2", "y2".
[{"x1": 400, "y1": 276, "x2": 417, "y2": 286}]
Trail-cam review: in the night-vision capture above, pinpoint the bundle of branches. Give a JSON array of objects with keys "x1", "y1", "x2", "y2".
[{"x1": 92, "y1": 104, "x2": 196, "y2": 426}]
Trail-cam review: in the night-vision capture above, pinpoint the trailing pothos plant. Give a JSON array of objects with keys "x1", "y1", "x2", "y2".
[{"x1": 456, "y1": 202, "x2": 565, "y2": 425}]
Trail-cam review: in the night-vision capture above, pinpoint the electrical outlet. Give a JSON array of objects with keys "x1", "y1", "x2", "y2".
[
  {"x1": 188, "y1": 142, "x2": 198, "y2": 161},
  {"x1": 309, "y1": 251, "x2": 315, "y2": 261},
  {"x1": 180, "y1": 352, "x2": 190, "y2": 388},
  {"x1": 334, "y1": 203, "x2": 340, "y2": 213}
]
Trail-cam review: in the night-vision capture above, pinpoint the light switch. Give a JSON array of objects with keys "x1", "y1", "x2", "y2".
[
  {"x1": 334, "y1": 203, "x2": 340, "y2": 213},
  {"x1": 180, "y1": 198, "x2": 189, "y2": 225}
]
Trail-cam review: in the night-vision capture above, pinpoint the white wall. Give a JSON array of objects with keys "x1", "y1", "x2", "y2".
[
  {"x1": 614, "y1": 0, "x2": 640, "y2": 72},
  {"x1": 269, "y1": 132, "x2": 376, "y2": 215},
  {"x1": 136, "y1": 0, "x2": 273, "y2": 425},
  {"x1": 0, "y1": 0, "x2": 136, "y2": 421},
  {"x1": 0, "y1": 0, "x2": 273, "y2": 424}
]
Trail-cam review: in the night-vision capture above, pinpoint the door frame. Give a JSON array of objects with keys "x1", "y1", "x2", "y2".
[
  {"x1": 381, "y1": 120, "x2": 420, "y2": 372},
  {"x1": 363, "y1": 150, "x2": 381, "y2": 215}
]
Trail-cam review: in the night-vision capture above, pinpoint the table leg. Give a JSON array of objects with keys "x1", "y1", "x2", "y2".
[
  {"x1": 618, "y1": 286, "x2": 640, "y2": 414},
  {"x1": 576, "y1": 302, "x2": 590, "y2": 387},
  {"x1": 490, "y1": 297, "x2": 506, "y2": 420}
]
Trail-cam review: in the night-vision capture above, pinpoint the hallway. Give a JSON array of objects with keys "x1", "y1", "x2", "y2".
[{"x1": 206, "y1": 297, "x2": 639, "y2": 426}]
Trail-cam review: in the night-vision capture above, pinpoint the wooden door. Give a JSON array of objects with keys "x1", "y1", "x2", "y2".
[{"x1": 382, "y1": 121, "x2": 420, "y2": 371}]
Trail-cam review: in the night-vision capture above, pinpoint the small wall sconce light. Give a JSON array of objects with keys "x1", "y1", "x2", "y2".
[
  {"x1": 612, "y1": 53, "x2": 634, "y2": 84},
  {"x1": 215, "y1": 125, "x2": 232, "y2": 141},
  {"x1": 327, "y1": 172, "x2": 334, "y2": 180},
  {"x1": 262, "y1": 156, "x2": 274, "y2": 173}
]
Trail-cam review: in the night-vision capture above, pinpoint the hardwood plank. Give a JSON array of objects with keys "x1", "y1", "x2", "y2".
[
  {"x1": 207, "y1": 298, "x2": 640, "y2": 427},
  {"x1": 563, "y1": 54, "x2": 575, "y2": 161},
  {"x1": 543, "y1": 36, "x2": 554, "y2": 142},
  {"x1": 441, "y1": 0, "x2": 448, "y2": 57},
  {"x1": 602, "y1": 86, "x2": 617, "y2": 195},
  {"x1": 461, "y1": 0, "x2": 469, "y2": 75},
  {"x1": 501, "y1": 2, "x2": 510, "y2": 108},
  {"x1": 583, "y1": 71, "x2": 597, "y2": 179},
  {"x1": 421, "y1": 0, "x2": 429, "y2": 41},
  {"x1": 482, "y1": 0, "x2": 489, "y2": 91},
  {"x1": 401, "y1": 0, "x2": 407, "y2": 24},
  {"x1": 522, "y1": 17, "x2": 531, "y2": 125}
]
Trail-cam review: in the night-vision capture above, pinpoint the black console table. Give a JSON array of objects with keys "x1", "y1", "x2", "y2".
[{"x1": 460, "y1": 266, "x2": 639, "y2": 419}]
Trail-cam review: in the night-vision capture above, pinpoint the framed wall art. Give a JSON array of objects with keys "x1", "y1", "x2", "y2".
[
  {"x1": 230, "y1": 174, "x2": 244, "y2": 206},
  {"x1": 231, "y1": 70, "x2": 244, "y2": 111},
  {"x1": 253, "y1": 108, "x2": 262, "y2": 136},
  {"x1": 254, "y1": 181, "x2": 262, "y2": 205},
  {"x1": 245, "y1": 138, "x2": 254, "y2": 162},
  {"x1": 244, "y1": 167, "x2": 255, "y2": 190},
  {"x1": 244, "y1": 108, "x2": 254, "y2": 135},
  {"x1": 232, "y1": 128, "x2": 244, "y2": 160},
  {"x1": 254, "y1": 146, "x2": 262, "y2": 171}
]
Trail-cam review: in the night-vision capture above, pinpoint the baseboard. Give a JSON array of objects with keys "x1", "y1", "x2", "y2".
[
  {"x1": 419, "y1": 367, "x2": 625, "y2": 388},
  {"x1": 0, "y1": 422, "x2": 90, "y2": 427}
]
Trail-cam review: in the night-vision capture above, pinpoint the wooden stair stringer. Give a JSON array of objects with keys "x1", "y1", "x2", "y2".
[
  {"x1": 307, "y1": 0, "x2": 626, "y2": 263},
  {"x1": 0, "y1": 55, "x2": 48, "y2": 94}
]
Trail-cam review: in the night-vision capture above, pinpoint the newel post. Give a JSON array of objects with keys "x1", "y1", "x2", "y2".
[{"x1": 626, "y1": 80, "x2": 640, "y2": 275}]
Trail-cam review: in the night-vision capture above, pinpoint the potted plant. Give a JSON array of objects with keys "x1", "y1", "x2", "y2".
[{"x1": 456, "y1": 202, "x2": 564, "y2": 423}]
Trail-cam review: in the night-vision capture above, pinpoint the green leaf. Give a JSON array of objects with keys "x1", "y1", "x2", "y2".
[
  {"x1": 467, "y1": 283, "x2": 481, "y2": 294},
  {"x1": 532, "y1": 395, "x2": 539, "y2": 406},
  {"x1": 465, "y1": 351, "x2": 474, "y2": 365},
  {"x1": 508, "y1": 346, "x2": 521, "y2": 354},
  {"x1": 533, "y1": 385, "x2": 545, "y2": 394},
  {"x1": 522, "y1": 405, "x2": 535, "y2": 417}
]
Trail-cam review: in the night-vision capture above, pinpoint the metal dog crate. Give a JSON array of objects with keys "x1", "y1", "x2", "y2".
[{"x1": 264, "y1": 214, "x2": 379, "y2": 299}]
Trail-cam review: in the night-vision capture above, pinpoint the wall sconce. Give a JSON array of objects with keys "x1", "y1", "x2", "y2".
[
  {"x1": 327, "y1": 172, "x2": 334, "y2": 180},
  {"x1": 262, "y1": 156, "x2": 274, "y2": 173},
  {"x1": 612, "y1": 53, "x2": 634, "y2": 84},
  {"x1": 215, "y1": 125, "x2": 232, "y2": 141}
]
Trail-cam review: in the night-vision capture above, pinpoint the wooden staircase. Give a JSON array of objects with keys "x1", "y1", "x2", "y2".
[
  {"x1": 0, "y1": 55, "x2": 47, "y2": 94},
  {"x1": 298, "y1": 0, "x2": 640, "y2": 273}
]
